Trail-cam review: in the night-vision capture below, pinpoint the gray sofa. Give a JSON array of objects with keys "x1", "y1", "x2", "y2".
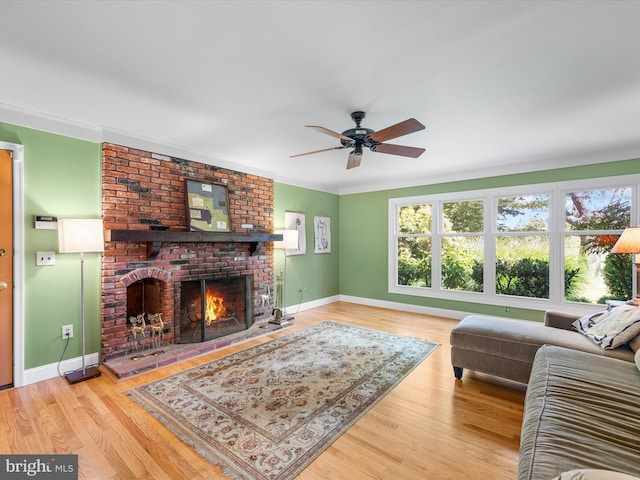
[
  {"x1": 518, "y1": 345, "x2": 640, "y2": 480},
  {"x1": 450, "y1": 310, "x2": 635, "y2": 384},
  {"x1": 449, "y1": 311, "x2": 640, "y2": 480}
]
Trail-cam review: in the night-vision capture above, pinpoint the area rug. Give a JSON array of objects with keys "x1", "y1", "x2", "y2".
[{"x1": 126, "y1": 320, "x2": 439, "y2": 480}]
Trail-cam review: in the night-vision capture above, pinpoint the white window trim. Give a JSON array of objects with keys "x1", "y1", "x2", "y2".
[{"x1": 389, "y1": 174, "x2": 640, "y2": 315}]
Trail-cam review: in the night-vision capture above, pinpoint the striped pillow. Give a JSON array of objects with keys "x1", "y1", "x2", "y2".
[
  {"x1": 553, "y1": 469, "x2": 640, "y2": 480},
  {"x1": 573, "y1": 305, "x2": 640, "y2": 349}
]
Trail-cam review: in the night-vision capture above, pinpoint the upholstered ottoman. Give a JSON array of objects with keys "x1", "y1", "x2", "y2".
[{"x1": 450, "y1": 313, "x2": 634, "y2": 383}]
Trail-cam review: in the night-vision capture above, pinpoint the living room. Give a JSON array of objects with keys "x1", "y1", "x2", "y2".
[{"x1": 1, "y1": 2, "x2": 640, "y2": 479}]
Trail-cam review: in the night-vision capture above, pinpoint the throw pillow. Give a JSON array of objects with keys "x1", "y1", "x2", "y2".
[
  {"x1": 553, "y1": 469, "x2": 640, "y2": 480},
  {"x1": 574, "y1": 305, "x2": 640, "y2": 349},
  {"x1": 629, "y1": 334, "x2": 640, "y2": 353},
  {"x1": 573, "y1": 310, "x2": 609, "y2": 333}
]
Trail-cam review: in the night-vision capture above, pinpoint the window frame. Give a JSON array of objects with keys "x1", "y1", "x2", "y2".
[{"x1": 388, "y1": 174, "x2": 639, "y2": 314}]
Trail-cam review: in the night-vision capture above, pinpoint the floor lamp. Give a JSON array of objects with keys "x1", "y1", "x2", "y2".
[
  {"x1": 58, "y1": 218, "x2": 104, "y2": 384},
  {"x1": 273, "y1": 229, "x2": 299, "y2": 324},
  {"x1": 612, "y1": 226, "x2": 640, "y2": 305}
]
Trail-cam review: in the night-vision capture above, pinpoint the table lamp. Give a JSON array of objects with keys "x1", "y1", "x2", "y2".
[{"x1": 611, "y1": 226, "x2": 640, "y2": 305}]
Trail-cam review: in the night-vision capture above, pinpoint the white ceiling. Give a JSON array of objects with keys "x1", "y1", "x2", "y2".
[{"x1": 1, "y1": 1, "x2": 640, "y2": 194}]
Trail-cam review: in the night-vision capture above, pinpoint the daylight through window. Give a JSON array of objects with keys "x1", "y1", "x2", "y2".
[{"x1": 388, "y1": 177, "x2": 638, "y2": 310}]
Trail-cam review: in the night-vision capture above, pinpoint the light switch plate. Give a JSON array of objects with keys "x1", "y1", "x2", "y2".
[{"x1": 36, "y1": 251, "x2": 56, "y2": 266}]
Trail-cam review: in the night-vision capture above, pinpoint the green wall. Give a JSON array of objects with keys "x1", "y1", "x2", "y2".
[
  {"x1": 0, "y1": 122, "x2": 102, "y2": 370},
  {"x1": 339, "y1": 158, "x2": 640, "y2": 322},
  {"x1": 273, "y1": 183, "x2": 340, "y2": 310},
  {"x1": 3, "y1": 116, "x2": 640, "y2": 372}
]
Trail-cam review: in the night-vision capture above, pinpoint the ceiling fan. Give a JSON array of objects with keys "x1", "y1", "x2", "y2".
[{"x1": 290, "y1": 111, "x2": 426, "y2": 169}]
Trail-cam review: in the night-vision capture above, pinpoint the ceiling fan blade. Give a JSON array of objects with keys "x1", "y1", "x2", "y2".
[
  {"x1": 371, "y1": 143, "x2": 425, "y2": 158},
  {"x1": 306, "y1": 125, "x2": 353, "y2": 143},
  {"x1": 289, "y1": 146, "x2": 348, "y2": 158},
  {"x1": 346, "y1": 151, "x2": 362, "y2": 169},
  {"x1": 368, "y1": 118, "x2": 425, "y2": 143}
]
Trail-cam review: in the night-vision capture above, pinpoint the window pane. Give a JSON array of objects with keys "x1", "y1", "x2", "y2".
[
  {"x1": 441, "y1": 236, "x2": 483, "y2": 292},
  {"x1": 442, "y1": 200, "x2": 483, "y2": 233},
  {"x1": 564, "y1": 234, "x2": 632, "y2": 304},
  {"x1": 497, "y1": 195, "x2": 549, "y2": 232},
  {"x1": 565, "y1": 188, "x2": 631, "y2": 231},
  {"x1": 496, "y1": 235, "x2": 550, "y2": 298},
  {"x1": 399, "y1": 204, "x2": 432, "y2": 234},
  {"x1": 397, "y1": 237, "x2": 431, "y2": 287}
]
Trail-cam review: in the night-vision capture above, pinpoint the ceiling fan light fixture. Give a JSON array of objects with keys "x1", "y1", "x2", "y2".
[
  {"x1": 347, "y1": 150, "x2": 362, "y2": 170},
  {"x1": 292, "y1": 111, "x2": 425, "y2": 169}
]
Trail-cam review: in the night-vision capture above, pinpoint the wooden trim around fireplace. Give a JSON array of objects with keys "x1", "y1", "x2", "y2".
[{"x1": 105, "y1": 230, "x2": 283, "y2": 259}]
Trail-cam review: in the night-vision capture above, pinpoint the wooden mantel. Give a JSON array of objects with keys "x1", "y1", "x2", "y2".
[{"x1": 105, "y1": 229, "x2": 283, "y2": 259}]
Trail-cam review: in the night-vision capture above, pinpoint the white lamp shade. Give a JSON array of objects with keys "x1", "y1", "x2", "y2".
[
  {"x1": 274, "y1": 229, "x2": 299, "y2": 250},
  {"x1": 612, "y1": 226, "x2": 640, "y2": 254},
  {"x1": 58, "y1": 218, "x2": 105, "y2": 253}
]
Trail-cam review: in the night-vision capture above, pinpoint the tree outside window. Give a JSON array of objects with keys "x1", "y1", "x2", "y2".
[
  {"x1": 494, "y1": 195, "x2": 550, "y2": 299},
  {"x1": 391, "y1": 181, "x2": 635, "y2": 306},
  {"x1": 441, "y1": 200, "x2": 483, "y2": 292},
  {"x1": 564, "y1": 188, "x2": 632, "y2": 303},
  {"x1": 397, "y1": 205, "x2": 432, "y2": 287}
]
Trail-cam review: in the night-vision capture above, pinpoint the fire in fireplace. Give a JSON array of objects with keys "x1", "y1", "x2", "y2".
[{"x1": 178, "y1": 275, "x2": 254, "y2": 343}]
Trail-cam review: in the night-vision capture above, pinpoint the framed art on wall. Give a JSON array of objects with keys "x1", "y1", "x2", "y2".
[
  {"x1": 314, "y1": 215, "x2": 331, "y2": 253},
  {"x1": 284, "y1": 211, "x2": 306, "y2": 255},
  {"x1": 185, "y1": 180, "x2": 230, "y2": 232}
]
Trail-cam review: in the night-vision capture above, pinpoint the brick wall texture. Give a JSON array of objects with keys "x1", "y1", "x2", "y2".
[{"x1": 101, "y1": 143, "x2": 275, "y2": 360}]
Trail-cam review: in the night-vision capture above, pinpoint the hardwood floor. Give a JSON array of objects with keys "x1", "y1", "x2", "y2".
[{"x1": 1, "y1": 302, "x2": 526, "y2": 479}]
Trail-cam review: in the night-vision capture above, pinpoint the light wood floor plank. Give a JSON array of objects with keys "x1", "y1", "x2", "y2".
[{"x1": 0, "y1": 302, "x2": 525, "y2": 479}]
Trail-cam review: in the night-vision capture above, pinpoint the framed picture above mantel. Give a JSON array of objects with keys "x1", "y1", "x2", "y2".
[{"x1": 185, "y1": 180, "x2": 230, "y2": 232}]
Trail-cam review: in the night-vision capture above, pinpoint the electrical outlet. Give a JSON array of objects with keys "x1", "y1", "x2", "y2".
[
  {"x1": 62, "y1": 324, "x2": 73, "y2": 340},
  {"x1": 36, "y1": 251, "x2": 56, "y2": 266}
]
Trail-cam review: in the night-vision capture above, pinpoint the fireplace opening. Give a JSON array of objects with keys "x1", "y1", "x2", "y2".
[
  {"x1": 178, "y1": 275, "x2": 254, "y2": 344},
  {"x1": 126, "y1": 277, "x2": 169, "y2": 349},
  {"x1": 127, "y1": 278, "x2": 161, "y2": 318}
]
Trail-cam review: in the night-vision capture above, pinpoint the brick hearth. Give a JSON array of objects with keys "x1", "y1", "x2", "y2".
[{"x1": 101, "y1": 143, "x2": 275, "y2": 362}]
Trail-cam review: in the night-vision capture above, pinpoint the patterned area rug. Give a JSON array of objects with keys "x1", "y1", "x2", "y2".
[{"x1": 126, "y1": 320, "x2": 439, "y2": 480}]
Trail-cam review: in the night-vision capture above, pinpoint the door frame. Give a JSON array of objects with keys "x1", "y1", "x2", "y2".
[{"x1": 0, "y1": 141, "x2": 24, "y2": 388}]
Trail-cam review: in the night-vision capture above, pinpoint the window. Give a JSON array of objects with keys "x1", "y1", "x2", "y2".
[
  {"x1": 389, "y1": 176, "x2": 638, "y2": 311},
  {"x1": 563, "y1": 188, "x2": 632, "y2": 304},
  {"x1": 441, "y1": 200, "x2": 484, "y2": 292},
  {"x1": 496, "y1": 195, "x2": 549, "y2": 299},
  {"x1": 397, "y1": 204, "x2": 432, "y2": 287}
]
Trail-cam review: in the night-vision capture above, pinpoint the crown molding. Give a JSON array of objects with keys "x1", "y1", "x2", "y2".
[
  {"x1": 337, "y1": 145, "x2": 640, "y2": 195},
  {"x1": 0, "y1": 103, "x2": 102, "y2": 142}
]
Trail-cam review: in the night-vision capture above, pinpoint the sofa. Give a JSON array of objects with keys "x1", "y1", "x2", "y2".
[
  {"x1": 449, "y1": 306, "x2": 640, "y2": 480},
  {"x1": 518, "y1": 345, "x2": 640, "y2": 480},
  {"x1": 450, "y1": 310, "x2": 636, "y2": 383}
]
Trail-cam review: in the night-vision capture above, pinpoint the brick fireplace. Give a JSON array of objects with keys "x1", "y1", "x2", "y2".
[{"x1": 101, "y1": 143, "x2": 277, "y2": 362}]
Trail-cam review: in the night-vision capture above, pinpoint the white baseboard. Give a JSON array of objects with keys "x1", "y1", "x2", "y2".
[
  {"x1": 286, "y1": 295, "x2": 340, "y2": 316},
  {"x1": 290, "y1": 294, "x2": 472, "y2": 320},
  {"x1": 23, "y1": 353, "x2": 100, "y2": 386},
  {"x1": 337, "y1": 295, "x2": 473, "y2": 320}
]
